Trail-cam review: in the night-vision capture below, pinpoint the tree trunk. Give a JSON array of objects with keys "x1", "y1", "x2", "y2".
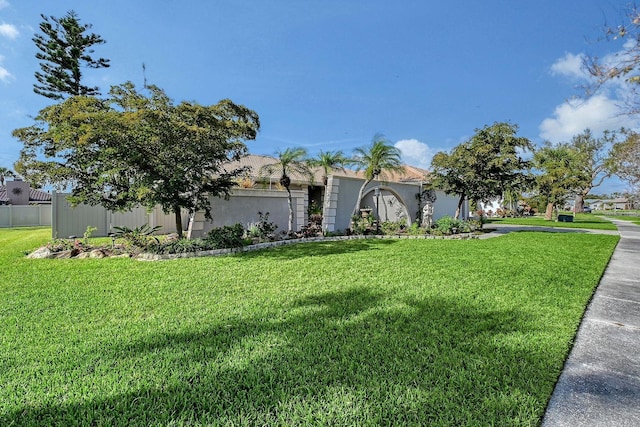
[
  {"x1": 353, "y1": 179, "x2": 372, "y2": 216},
  {"x1": 454, "y1": 194, "x2": 465, "y2": 219},
  {"x1": 286, "y1": 186, "x2": 293, "y2": 233},
  {"x1": 545, "y1": 202, "x2": 554, "y2": 220},
  {"x1": 174, "y1": 207, "x2": 183, "y2": 239},
  {"x1": 574, "y1": 189, "x2": 589, "y2": 213}
]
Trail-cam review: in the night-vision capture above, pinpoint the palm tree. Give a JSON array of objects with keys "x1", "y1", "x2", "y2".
[
  {"x1": 308, "y1": 150, "x2": 349, "y2": 185},
  {"x1": 0, "y1": 167, "x2": 16, "y2": 187},
  {"x1": 351, "y1": 134, "x2": 404, "y2": 215},
  {"x1": 260, "y1": 147, "x2": 313, "y2": 233}
]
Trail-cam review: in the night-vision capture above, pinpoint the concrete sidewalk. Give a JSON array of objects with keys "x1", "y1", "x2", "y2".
[{"x1": 540, "y1": 219, "x2": 640, "y2": 426}]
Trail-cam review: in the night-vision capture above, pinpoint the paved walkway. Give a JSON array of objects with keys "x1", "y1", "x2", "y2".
[
  {"x1": 540, "y1": 219, "x2": 640, "y2": 426},
  {"x1": 482, "y1": 220, "x2": 640, "y2": 426}
]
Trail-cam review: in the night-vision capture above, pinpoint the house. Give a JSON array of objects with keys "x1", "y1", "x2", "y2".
[
  {"x1": 590, "y1": 198, "x2": 631, "y2": 211},
  {"x1": 0, "y1": 179, "x2": 51, "y2": 205},
  {"x1": 50, "y1": 154, "x2": 469, "y2": 238},
  {"x1": 1, "y1": 180, "x2": 52, "y2": 228},
  {"x1": 186, "y1": 155, "x2": 468, "y2": 238}
]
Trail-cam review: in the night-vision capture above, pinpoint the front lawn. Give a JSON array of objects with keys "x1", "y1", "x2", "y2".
[
  {"x1": 486, "y1": 213, "x2": 617, "y2": 230},
  {"x1": 0, "y1": 227, "x2": 619, "y2": 426}
]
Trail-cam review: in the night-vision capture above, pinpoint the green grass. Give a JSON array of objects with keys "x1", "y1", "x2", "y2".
[
  {"x1": 487, "y1": 213, "x2": 617, "y2": 230},
  {"x1": 0, "y1": 227, "x2": 619, "y2": 426}
]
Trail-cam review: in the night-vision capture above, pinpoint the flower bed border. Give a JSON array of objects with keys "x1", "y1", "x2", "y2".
[{"x1": 136, "y1": 233, "x2": 478, "y2": 261}]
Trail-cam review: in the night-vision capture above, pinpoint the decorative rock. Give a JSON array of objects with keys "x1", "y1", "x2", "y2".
[
  {"x1": 27, "y1": 247, "x2": 54, "y2": 259},
  {"x1": 110, "y1": 253, "x2": 131, "y2": 258},
  {"x1": 89, "y1": 249, "x2": 106, "y2": 258},
  {"x1": 54, "y1": 250, "x2": 75, "y2": 259},
  {"x1": 165, "y1": 233, "x2": 180, "y2": 242},
  {"x1": 76, "y1": 252, "x2": 92, "y2": 259}
]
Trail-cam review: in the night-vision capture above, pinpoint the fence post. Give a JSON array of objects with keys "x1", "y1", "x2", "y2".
[{"x1": 51, "y1": 191, "x2": 57, "y2": 238}]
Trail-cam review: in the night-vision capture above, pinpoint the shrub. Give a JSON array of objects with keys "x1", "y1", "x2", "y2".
[
  {"x1": 380, "y1": 221, "x2": 401, "y2": 235},
  {"x1": 113, "y1": 224, "x2": 161, "y2": 249},
  {"x1": 246, "y1": 212, "x2": 278, "y2": 241},
  {"x1": 406, "y1": 222, "x2": 424, "y2": 236},
  {"x1": 350, "y1": 215, "x2": 373, "y2": 235},
  {"x1": 434, "y1": 216, "x2": 462, "y2": 234},
  {"x1": 45, "y1": 238, "x2": 76, "y2": 253},
  {"x1": 147, "y1": 238, "x2": 208, "y2": 255},
  {"x1": 205, "y1": 224, "x2": 245, "y2": 249}
]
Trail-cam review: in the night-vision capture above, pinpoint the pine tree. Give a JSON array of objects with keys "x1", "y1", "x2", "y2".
[{"x1": 33, "y1": 10, "x2": 110, "y2": 100}]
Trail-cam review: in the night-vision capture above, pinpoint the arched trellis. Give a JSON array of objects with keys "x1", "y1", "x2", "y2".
[{"x1": 361, "y1": 186, "x2": 411, "y2": 225}]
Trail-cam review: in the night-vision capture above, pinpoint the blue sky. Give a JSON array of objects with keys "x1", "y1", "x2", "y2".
[{"x1": 0, "y1": 0, "x2": 637, "y2": 194}]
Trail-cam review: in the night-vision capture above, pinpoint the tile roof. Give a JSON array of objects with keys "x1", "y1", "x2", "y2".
[
  {"x1": 226, "y1": 155, "x2": 429, "y2": 185},
  {"x1": 0, "y1": 186, "x2": 51, "y2": 203}
]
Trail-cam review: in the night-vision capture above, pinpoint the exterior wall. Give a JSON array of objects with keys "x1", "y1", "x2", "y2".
[
  {"x1": 360, "y1": 183, "x2": 420, "y2": 224},
  {"x1": 0, "y1": 205, "x2": 52, "y2": 228},
  {"x1": 432, "y1": 191, "x2": 468, "y2": 219},
  {"x1": 5, "y1": 180, "x2": 30, "y2": 205},
  {"x1": 322, "y1": 176, "x2": 469, "y2": 232},
  {"x1": 187, "y1": 188, "x2": 306, "y2": 238}
]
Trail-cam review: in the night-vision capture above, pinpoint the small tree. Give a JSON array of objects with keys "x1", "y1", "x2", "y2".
[
  {"x1": 13, "y1": 82, "x2": 260, "y2": 238},
  {"x1": 308, "y1": 150, "x2": 349, "y2": 185},
  {"x1": 430, "y1": 122, "x2": 532, "y2": 219},
  {"x1": 430, "y1": 147, "x2": 473, "y2": 219},
  {"x1": 351, "y1": 135, "x2": 404, "y2": 216},
  {"x1": 259, "y1": 147, "x2": 313, "y2": 233},
  {"x1": 33, "y1": 10, "x2": 110, "y2": 100}
]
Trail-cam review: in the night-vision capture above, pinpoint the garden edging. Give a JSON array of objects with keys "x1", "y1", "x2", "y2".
[{"x1": 136, "y1": 232, "x2": 479, "y2": 261}]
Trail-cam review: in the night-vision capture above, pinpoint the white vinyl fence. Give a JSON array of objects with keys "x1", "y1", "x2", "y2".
[
  {"x1": 52, "y1": 192, "x2": 188, "y2": 238},
  {"x1": 0, "y1": 205, "x2": 52, "y2": 228}
]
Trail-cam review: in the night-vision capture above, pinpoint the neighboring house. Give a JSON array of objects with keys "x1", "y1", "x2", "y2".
[
  {"x1": 0, "y1": 180, "x2": 52, "y2": 228},
  {"x1": 590, "y1": 198, "x2": 631, "y2": 211},
  {"x1": 0, "y1": 180, "x2": 51, "y2": 205}
]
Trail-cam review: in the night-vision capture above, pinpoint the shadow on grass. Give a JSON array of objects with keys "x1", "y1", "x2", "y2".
[
  {"x1": 2, "y1": 288, "x2": 556, "y2": 426},
  {"x1": 240, "y1": 238, "x2": 399, "y2": 261}
]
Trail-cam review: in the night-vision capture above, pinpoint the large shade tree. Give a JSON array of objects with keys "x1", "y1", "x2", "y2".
[
  {"x1": 430, "y1": 122, "x2": 533, "y2": 219},
  {"x1": 566, "y1": 129, "x2": 620, "y2": 212},
  {"x1": 350, "y1": 135, "x2": 404, "y2": 216},
  {"x1": 533, "y1": 143, "x2": 583, "y2": 220},
  {"x1": 259, "y1": 147, "x2": 313, "y2": 233},
  {"x1": 612, "y1": 130, "x2": 640, "y2": 189},
  {"x1": 33, "y1": 10, "x2": 110, "y2": 100},
  {"x1": 13, "y1": 82, "x2": 260, "y2": 238}
]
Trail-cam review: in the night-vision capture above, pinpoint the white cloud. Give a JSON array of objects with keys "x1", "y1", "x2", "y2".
[
  {"x1": 394, "y1": 139, "x2": 434, "y2": 169},
  {"x1": 0, "y1": 55, "x2": 12, "y2": 82},
  {"x1": 0, "y1": 23, "x2": 18, "y2": 39},
  {"x1": 0, "y1": 66, "x2": 10, "y2": 81},
  {"x1": 551, "y1": 52, "x2": 587, "y2": 80},
  {"x1": 539, "y1": 94, "x2": 638, "y2": 142}
]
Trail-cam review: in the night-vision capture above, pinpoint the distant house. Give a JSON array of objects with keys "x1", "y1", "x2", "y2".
[
  {"x1": 0, "y1": 180, "x2": 51, "y2": 205},
  {"x1": 590, "y1": 198, "x2": 630, "y2": 211}
]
